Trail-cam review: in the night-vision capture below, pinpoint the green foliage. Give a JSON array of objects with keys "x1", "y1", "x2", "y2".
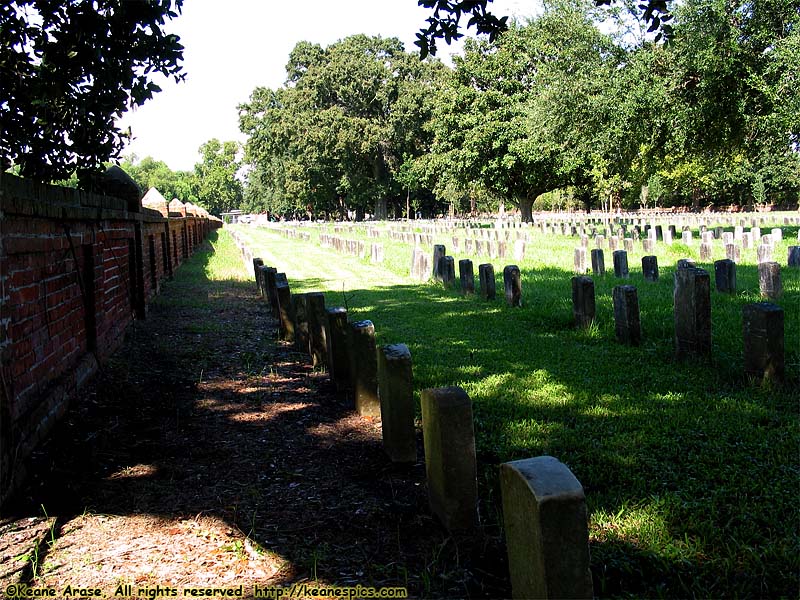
[
  {"x1": 415, "y1": 0, "x2": 676, "y2": 58},
  {"x1": 0, "y1": 0, "x2": 185, "y2": 182},
  {"x1": 419, "y1": 0, "x2": 799, "y2": 214},
  {"x1": 120, "y1": 155, "x2": 198, "y2": 203},
  {"x1": 194, "y1": 139, "x2": 243, "y2": 216},
  {"x1": 239, "y1": 35, "x2": 446, "y2": 220}
]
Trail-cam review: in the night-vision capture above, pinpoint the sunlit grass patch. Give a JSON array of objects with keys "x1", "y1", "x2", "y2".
[{"x1": 231, "y1": 223, "x2": 799, "y2": 598}]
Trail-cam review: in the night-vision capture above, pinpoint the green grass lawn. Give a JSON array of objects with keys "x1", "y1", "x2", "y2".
[{"x1": 230, "y1": 223, "x2": 799, "y2": 598}]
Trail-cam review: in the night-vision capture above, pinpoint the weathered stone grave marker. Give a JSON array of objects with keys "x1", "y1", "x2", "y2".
[
  {"x1": 479, "y1": 264, "x2": 496, "y2": 300},
  {"x1": 499, "y1": 456, "x2": 593, "y2": 600},
  {"x1": 591, "y1": 249, "x2": 605, "y2": 276},
  {"x1": 348, "y1": 320, "x2": 380, "y2": 417},
  {"x1": 758, "y1": 261, "x2": 782, "y2": 300},
  {"x1": 743, "y1": 302, "x2": 784, "y2": 382},
  {"x1": 459, "y1": 259, "x2": 475, "y2": 295},
  {"x1": 377, "y1": 344, "x2": 416, "y2": 463},
  {"x1": 504, "y1": 265, "x2": 522, "y2": 307},
  {"x1": 421, "y1": 386, "x2": 479, "y2": 532},
  {"x1": 674, "y1": 267, "x2": 711, "y2": 358},
  {"x1": 571, "y1": 276, "x2": 595, "y2": 329},
  {"x1": 613, "y1": 285, "x2": 641, "y2": 345},
  {"x1": 642, "y1": 255, "x2": 659, "y2": 282},
  {"x1": 325, "y1": 307, "x2": 349, "y2": 391},
  {"x1": 714, "y1": 259, "x2": 736, "y2": 294}
]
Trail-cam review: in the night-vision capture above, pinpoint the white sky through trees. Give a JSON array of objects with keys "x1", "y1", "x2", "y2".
[{"x1": 116, "y1": 0, "x2": 533, "y2": 171}]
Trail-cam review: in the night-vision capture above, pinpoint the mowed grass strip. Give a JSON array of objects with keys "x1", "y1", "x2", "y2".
[{"x1": 232, "y1": 224, "x2": 799, "y2": 598}]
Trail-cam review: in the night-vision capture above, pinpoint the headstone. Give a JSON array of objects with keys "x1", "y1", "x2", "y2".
[
  {"x1": 591, "y1": 249, "x2": 605, "y2": 276},
  {"x1": 370, "y1": 243, "x2": 384, "y2": 264},
  {"x1": 264, "y1": 267, "x2": 279, "y2": 317},
  {"x1": 411, "y1": 247, "x2": 431, "y2": 282},
  {"x1": 677, "y1": 258, "x2": 696, "y2": 270},
  {"x1": 459, "y1": 259, "x2": 475, "y2": 295},
  {"x1": 623, "y1": 238, "x2": 634, "y2": 253},
  {"x1": 571, "y1": 276, "x2": 595, "y2": 329},
  {"x1": 498, "y1": 241, "x2": 508, "y2": 259},
  {"x1": 479, "y1": 264, "x2": 496, "y2": 300},
  {"x1": 742, "y1": 232, "x2": 753, "y2": 249},
  {"x1": 725, "y1": 244, "x2": 741, "y2": 262},
  {"x1": 377, "y1": 344, "x2": 416, "y2": 463},
  {"x1": 325, "y1": 307, "x2": 349, "y2": 391},
  {"x1": 770, "y1": 227, "x2": 782, "y2": 242},
  {"x1": 788, "y1": 246, "x2": 800, "y2": 267},
  {"x1": 500, "y1": 456, "x2": 593, "y2": 600},
  {"x1": 504, "y1": 265, "x2": 522, "y2": 307},
  {"x1": 595, "y1": 235, "x2": 605, "y2": 249},
  {"x1": 433, "y1": 244, "x2": 446, "y2": 281},
  {"x1": 465, "y1": 238, "x2": 475, "y2": 254},
  {"x1": 612, "y1": 285, "x2": 641, "y2": 345},
  {"x1": 452, "y1": 236, "x2": 461, "y2": 253},
  {"x1": 714, "y1": 259, "x2": 736, "y2": 294},
  {"x1": 253, "y1": 258, "x2": 264, "y2": 295},
  {"x1": 674, "y1": 267, "x2": 712, "y2": 358},
  {"x1": 642, "y1": 255, "x2": 659, "y2": 282},
  {"x1": 275, "y1": 276, "x2": 295, "y2": 343},
  {"x1": 440, "y1": 256, "x2": 456, "y2": 288},
  {"x1": 574, "y1": 247, "x2": 587, "y2": 274},
  {"x1": 421, "y1": 386, "x2": 479, "y2": 532},
  {"x1": 513, "y1": 239, "x2": 526, "y2": 261},
  {"x1": 306, "y1": 292, "x2": 328, "y2": 369},
  {"x1": 612, "y1": 250, "x2": 629, "y2": 278},
  {"x1": 663, "y1": 227, "x2": 673, "y2": 245},
  {"x1": 758, "y1": 262, "x2": 782, "y2": 299},
  {"x1": 292, "y1": 293, "x2": 310, "y2": 354},
  {"x1": 642, "y1": 238, "x2": 654, "y2": 253},
  {"x1": 348, "y1": 320, "x2": 380, "y2": 417},
  {"x1": 743, "y1": 303, "x2": 784, "y2": 381},
  {"x1": 757, "y1": 244, "x2": 773, "y2": 264},
  {"x1": 682, "y1": 230, "x2": 693, "y2": 245}
]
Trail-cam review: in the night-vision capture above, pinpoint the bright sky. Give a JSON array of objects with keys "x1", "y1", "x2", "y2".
[{"x1": 116, "y1": 0, "x2": 535, "y2": 172}]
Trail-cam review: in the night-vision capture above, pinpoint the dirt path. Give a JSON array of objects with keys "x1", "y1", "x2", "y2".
[{"x1": 2, "y1": 235, "x2": 508, "y2": 599}]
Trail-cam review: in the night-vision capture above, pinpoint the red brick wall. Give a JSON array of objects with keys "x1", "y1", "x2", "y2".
[{"x1": 0, "y1": 173, "x2": 221, "y2": 505}]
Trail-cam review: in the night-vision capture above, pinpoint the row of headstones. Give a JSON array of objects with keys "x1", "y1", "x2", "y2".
[
  {"x1": 319, "y1": 233, "x2": 385, "y2": 264},
  {"x1": 571, "y1": 267, "x2": 786, "y2": 381},
  {"x1": 251, "y1": 254, "x2": 594, "y2": 599},
  {"x1": 574, "y1": 248, "x2": 789, "y2": 300},
  {"x1": 279, "y1": 228, "x2": 312, "y2": 242},
  {"x1": 414, "y1": 244, "x2": 786, "y2": 382}
]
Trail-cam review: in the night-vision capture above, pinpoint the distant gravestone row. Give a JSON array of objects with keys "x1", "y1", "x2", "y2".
[{"x1": 320, "y1": 233, "x2": 384, "y2": 264}]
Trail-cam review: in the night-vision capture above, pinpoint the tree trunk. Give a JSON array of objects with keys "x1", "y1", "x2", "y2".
[
  {"x1": 519, "y1": 198, "x2": 534, "y2": 222},
  {"x1": 374, "y1": 197, "x2": 387, "y2": 221}
]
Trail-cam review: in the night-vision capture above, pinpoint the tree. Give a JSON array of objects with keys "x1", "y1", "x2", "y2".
[
  {"x1": 239, "y1": 35, "x2": 445, "y2": 220},
  {"x1": 194, "y1": 139, "x2": 243, "y2": 216},
  {"x1": 423, "y1": 1, "x2": 628, "y2": 219},
  {"x1": 120, "y1": 155, "x2": 198, "y2": 203},
  {"x1": 415, "y1": 0, "x2": 675, "y2": 57},
  {"x1": 0, "y1": 0, "x2": 185, "y2": 182}
]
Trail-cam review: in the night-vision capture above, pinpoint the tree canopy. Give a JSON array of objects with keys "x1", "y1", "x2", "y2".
[
  {"x1": 239, "y1": 35, "x2": 446, "y2": 220},
  {"x1": 415, "y1": 0, "x2": 675, "y2": 57},
  {"x1": 238, "y1": 0, "x2": 798, "y2": 219},
  {"x1": 0, "y1": 0, "x2": 185, "y2": 182}
]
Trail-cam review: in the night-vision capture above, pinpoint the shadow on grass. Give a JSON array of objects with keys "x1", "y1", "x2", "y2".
[
  {"x1": 7, "y1": 230, "x2": 798, "y2": 598},
  {"x1": 291, "y1": 259, "x2": 799, "y2": 598},
  {"x1": 5, "y1": 231, "x2": 506, "y2": 599}
]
